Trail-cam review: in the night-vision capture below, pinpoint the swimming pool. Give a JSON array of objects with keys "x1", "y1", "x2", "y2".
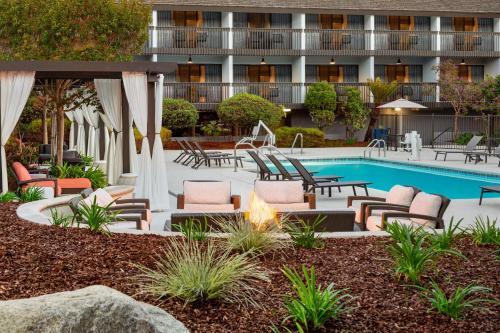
[{"x1": 275, "y1": 158, "x2": 500, "y2": 199}]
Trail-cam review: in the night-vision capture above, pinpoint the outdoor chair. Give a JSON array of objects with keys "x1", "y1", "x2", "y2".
[
  {"x1": 191, "y1": 144, "x2": 243, "y2": 169},
  {"x1": 464, "y1": 144, "x2": 500, "y2": 166},
  {"x1": 69, "y1": 195, "x2": 150, "y2": 231},
  {"x1": 177, "y1": 180, "x2": 241, "y2": 212},
  {"x1": 247, "y1": 150, "x2": 283, "y2": 180},
  {"x1": 287, "y1": 157, "x2": 371, "y2": 197},
  {"x1": 479, "y1": 186, "x2": 500, "y2": 205},
  {"x1": 364, "y1": 192, "x2": 450, "y2": 231},
  {"x1": 254, "y1": 180, "x2": 316, "y2": 211},
  {"x1": 266, "y1": 154, "x2": 342, "y2": 183},
  {"x1": 173, "y1": 140, "x2": 193, "y2": 163},
  {"x1": 399, "y1": 133, "x2": 411, "y2": 151},
  {"x1": 434, "y1": 135, "x2": 484, "y2": 161},
  {"x1": 11, "y1": 162, "x2": 91, "y2": 197},
  {"x1": 347, "y1": 185, "x2": 420, "y2": 230}
]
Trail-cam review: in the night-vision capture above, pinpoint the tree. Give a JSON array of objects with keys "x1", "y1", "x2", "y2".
[
  {"x1": 435, "y1": 59, "x2": 482, "y2": 138},
  {"x1": 162, "y1": 98, "x2": 199, "y2": 135},
  {"x1": 0, "y1": 0, "x2": 151, "y2": 164},
  {"x1": 217, "y1": 93, "x2": 284, "y2": 135},
  {"x1": 338, "y1": 87, "x2": 370, "y2": 141},
  {"x1": 304, "y1": 81, "x2": 337, "y2": 131},
  {"x1": 473, "y1": 75, "x2": 500, "y2": 114},
  {"x1": 365, "y1": 78, "x2": 398, "y2": 141}
]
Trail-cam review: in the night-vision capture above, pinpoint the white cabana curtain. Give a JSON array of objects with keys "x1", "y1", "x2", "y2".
[
  {"x1": 94, "y1": 79, "x2": 123, "y2": 184},
  {"x1": 72, "y1": 108, "x2": 86, "y2": 155},
  {"x1": 82, "y1": 103, "x2": 100, "y2": 160},
  {"x1": 100, "y1": 113, "x2": 112, "y2": 163},
  {"x1": 150, "y1": 74, "x2": 169, "y2": 210},
  {"x1": 0, "y1": 71, "x2": 35, "y2": 192},
  {"x1": 129, "y1": 111, "x2": 138, "y2": 173},
  {"x1": 65, "y1": 111, "x2": 75, "y2": 150},
  {"x1": 122, "y1": 72, "x2": 151, "y2": 199}
]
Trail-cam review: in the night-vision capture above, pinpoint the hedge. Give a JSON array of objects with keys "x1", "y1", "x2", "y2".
[{"x1": 275, "y1": 127, "x2": 325, "y2": 148}]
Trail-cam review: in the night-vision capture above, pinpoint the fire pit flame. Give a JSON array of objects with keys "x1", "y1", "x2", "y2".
[{"x1": 245, "y1": 192, "x2": 278, "y2": 231}]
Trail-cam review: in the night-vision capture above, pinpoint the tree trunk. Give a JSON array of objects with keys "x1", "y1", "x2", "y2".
[
  {"x1": 56, "y1": 104, "x2": 65, "y2": 165},
  {"x1": 364, "y1": 105, "x2": 380, "y2": 142},
  {"x1": 50, "y1": 110, "x2": 57, "y2": 159},
  {"x1": 42, "y1": 108, "x2": 48, "y2": 144},
  {"x1": 453, "y1": 113, "x2": 459, "y2": 140}
]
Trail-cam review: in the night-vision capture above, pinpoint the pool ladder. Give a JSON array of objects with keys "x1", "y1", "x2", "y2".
[{"x1": 364, "y1": 139, "x2": 387, "y2": 158}]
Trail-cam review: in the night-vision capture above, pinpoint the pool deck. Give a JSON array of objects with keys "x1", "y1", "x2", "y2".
[{"x1": 152, "y1": 147, "x2": 500, "y2": 231}]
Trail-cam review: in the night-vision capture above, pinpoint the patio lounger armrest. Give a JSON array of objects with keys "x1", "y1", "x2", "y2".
[
  {"x1": 115, "y1": 213, "x2": 146, "y2": 230},
  {"x1": 116, "y1": 198, "x2": 150, "y2": 209},
  {"x1": 177, "y1": 194, "x2": 185, "y2": 209},
  {"x1": 18, "y1": 178, "x2": 58, "y2": 186},
  {"x1": 380, "y1": 212, "x2": 441, "y2": 229},
  {"x1": 304, "y1": 193, "x2": 316, "y2": 209},
  {"x1": 109, "y1": 205, "x2": 147, "y2": 212},
  {"x1": 347, "y1": 195, "x2": 384, "y2": 207},
  {"x1": 115, "y1": 209, "x2": 148, "y2": 221},
  {"x1": 365, "y1": 204, "x2": 409, "y2": 216},
  {"x1": 231, "y1": 195, "x2": 241, "y2": 210},
  {"x1": 28, "y1": 168, "x2": 49, "y2": 175}
]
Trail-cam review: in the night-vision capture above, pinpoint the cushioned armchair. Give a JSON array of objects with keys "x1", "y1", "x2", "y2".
[
  {"x1": 347, "y1": 185, "x2": 420, "y2": 230},
  {"x1": 364, "y1": 192, "x2": 450, "y2": 231},
  {"x1": 177, "y1": 180, "x2": 241, "y2": 212},
  {"x1": 11, "y1": 162, "x2": 91, "y2": 196},
  {"x1": 254, "y1": 180, "x2": 316, "y2": 212}
]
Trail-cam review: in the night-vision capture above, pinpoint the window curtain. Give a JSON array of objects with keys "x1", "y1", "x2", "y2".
[
  {"x1": 275, "y1": 65, "x2": 292, "y2": 82},
  {"x1": 347, "y1": 15, "x2": 364, "y2": 29},
  {"x1": 414, "y1": 17, "x2": 430, "y2": 31},
  {"x1": 471, "y1": 66, "x2": 484, "y2": 82},
  {"x1": 65, "y1": 111, "x2": 75, "y2": 150},
  {"x1": 306, "y1": 14, "x2": 319, "y2": 29},
  {"x1": 344, "y1": 65, "x2": 359, "y2": 83},
  {"x1": 270, "y1": 13, "x2": 291, "y2": 28},
  {"x1": 375, "y1": 65, "x2": 386, "y2": 81},
  {"x1": 408, "y1": 65, "x2": 423, "y2": 82},
  {"x1": 72, "y1": 108, "x2": 86, "y2": 155},
  {"x1": 82, "y1": 103, "x2": 100, "y2": 160},
  {"x1": 151, "y1": 74, "x2": 169, "y2": 210},
  {"x1": 94, "y1": 79, "x2": 123, "y2": 184},
  {"x1": 233, "y1": 12, "x2": 247, "y2": 28},
  {"x1": 0, "y1": 71, "x2": 35, "y2": 192},
  {"x1": 305, "y1": 65, "x2": 317, "y2": 83},
  {"x1": 374, "y1": 16, "x2": 388, "y2": 30},
  {"x1": 122, "y1": 72, "x2": 150, "y2": 198},
  {"x1": 202, "y1": 12, "x2": 221, "y2": 27},
  {"x1": 157, "y1": 11, "x2": 172, "y2": 27}
]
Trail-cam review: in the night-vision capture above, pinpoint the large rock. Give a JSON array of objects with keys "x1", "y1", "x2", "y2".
[{"x1": 0, "y1": 285, "x2": 188, "y2": 333}]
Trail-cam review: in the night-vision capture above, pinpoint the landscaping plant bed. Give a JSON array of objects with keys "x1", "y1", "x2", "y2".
[{"x1": 0, "y1": 203, "x2": 498, "y2": 332}]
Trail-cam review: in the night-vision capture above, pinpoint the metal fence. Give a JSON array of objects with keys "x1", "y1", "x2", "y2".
[{"x1": 376, "y1": 114, "x2": 500, "y2": 150}]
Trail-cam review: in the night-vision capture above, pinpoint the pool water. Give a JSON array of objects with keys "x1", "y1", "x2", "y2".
[{"x1": 276, "y1": 158, "x2": 500, "y2": 199}]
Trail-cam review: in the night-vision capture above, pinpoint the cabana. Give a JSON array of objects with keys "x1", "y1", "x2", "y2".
[{"x1": 0, "y1": 61, "x2": 176, "y2": 210}]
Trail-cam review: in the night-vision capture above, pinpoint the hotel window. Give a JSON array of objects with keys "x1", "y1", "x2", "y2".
[
  {"x1": 458, "y1": 65, "x2": 484, "y2": 82},
  {"x1": 247, "y1": 65, "x2": 276, "y2": 83},
  {"x1": 173, "y1": 11, "x2": 201, "y2": 27},
  {"x1": 306, "y1": 65, "x2": 358, "y2": 83},
  {"x1": 375, "y1": 65, "x2": 423, "y2": 83}
]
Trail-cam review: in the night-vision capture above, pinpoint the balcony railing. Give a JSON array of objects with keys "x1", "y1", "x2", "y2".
[
  {"x1": 163, "y1": 83, "x2": 231, "y2": 111},
  {"x1": 374, "y1": 30, "x2": 437, "y2": 55},
  {"x1": 232, "y1": 28, "x2": 302, "y2": 55},
  {"x1": 146, "y1": 26, "x2": 230, "y2": 54},
  {"x1": 304, "y1": 29, "x2": 369, "y2": 54},
  {"x1": 440, "y1": 31, "x2": 500, "y2": 57},
  {"x1": 232, "y1": 83, "x2": 303, "y2": 106}
]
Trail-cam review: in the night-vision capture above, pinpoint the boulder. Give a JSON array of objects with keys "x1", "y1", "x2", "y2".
[{"x1": 0, "y1": 285, "x2": 188, "y2": 333}]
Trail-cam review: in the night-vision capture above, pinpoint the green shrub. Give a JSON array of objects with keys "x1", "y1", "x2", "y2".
[
  {"x1": 18, "y1": 187, "x2": 45, "y2": 202},
  {"x1": 173, "y1": 217, "x2": 210, "y2": 241},
  {"x1": 385, "y1": 222, "x2": 428, "y2": 244},
  {"x1": 49, "y1": 162, "x2": 106, "y2": 189},
  {"x1": 135, "y1": 239, "x2": 269, "y2": 305},
  {"x1": 201, "y1": 121, "x2": 231, "y2": 136},
  {"x1": 454, "y1": 132, "x2": 474, "y2": 145},
  {"x1": 162, "y1": 98, "x2": 198, "y2": 130},
  {"x1": 468, "y1": 216, "x2": 499, "y2": 246},
  {"x1": 284, "y1": 216, "x2": 325, "y2": 249},
  {"x1": 134, "y1": 127, "x2": 171, "y2": 149},
  {"x1": 429, "y1": 218, "x2": 464, "y2": 251},
  {"x1": 49, "y1": 209, "x2": 73, "y2": 227},
  {"x1": 76, "y1": 197, "x2": 118, "y2": 235},
  {"x1": 275, "y1": 127, "x2": 325, "y2": 148},
  {"x1": 281, "y1": 265, "x2": 354, "y2": 331},
  {"x1": 216, "y1": 215, "x2": 289, "y2": 255},
  {"x1": 304, "y1": 82, "x2": 337, "y2": 130},
  {"x1": 415, "y1": 281, "x2": 494, "y2": 319},
  {"x1": 217, "y1": 93, "x2": 284, "y2": 133},
  {"x1": 338, "y1": 87, "x2": 370, "y2": 140},
  {"x1": 0, "y1": 192, "x2": 17, "y2": 203}
]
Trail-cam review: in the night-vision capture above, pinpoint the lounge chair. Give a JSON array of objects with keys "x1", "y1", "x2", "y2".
[
  {"x1": 287, "y1": 157, "x2": 372, "y2": 196},
  {"x1": 364, "y1": 192, "x2": 450, "y2": 231},
  {"x1": 12, "y1": 162, "x2": 91, "y2": 197},
  {"x1": 347, "y1": 185, "x2": 420, "y2": 230},
  {"x1": 434, "y1": 135, "x2": 483, "y2": 161},
  {"x1": 191, "y1": 144, "x2": 244, "y2": 169},
  {"x1": 464, "y1": 144, "x2": 500, "y2": 166},
  {"x1": 479, "y1": 185, "x2": 500, "y2": 205},
  {"x1": 247, "y1": 150, "x2": 283, "y2": 180},
  {"x1": 173, "y1": 140, "x2": 193, "y2": 163},
  {"x1": 177, "y1": 180, "x2": 241, "y2": 212},
  {"x1": 266, "y1": 154, "x2": 342, "y2": 183},
  {"x1": 254, "y1": 180, "x2": 316, "y2": 211}
]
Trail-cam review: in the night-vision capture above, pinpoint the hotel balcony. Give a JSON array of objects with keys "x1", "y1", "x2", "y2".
[
  {"x1": 440, "y1": 31, "x2": 500, "y2": 57},
  {"x1": 163, "y1": 82, "x2": 231, "y2": 111},
  {"x1": 232, "y1": 82, "x2": 304, "y2": 107},
  {"x1": 373, "y1": 30, "x2": 438, "y2": 56},
  {"x1": 303, "y1": 29, "x2": 369, "y2": 56},
  {"x1": 232, "y1": 28, "x2": 302, "y2": 55}
]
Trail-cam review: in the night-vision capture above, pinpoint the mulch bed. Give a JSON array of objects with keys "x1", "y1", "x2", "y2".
[{"x1": 0, "y1": 203, "x2": 498, "y2": 332}]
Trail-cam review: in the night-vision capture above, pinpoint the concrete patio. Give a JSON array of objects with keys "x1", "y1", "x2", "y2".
[{"x1": 152, "y1": 147, "x2": 500, "y2": 232}]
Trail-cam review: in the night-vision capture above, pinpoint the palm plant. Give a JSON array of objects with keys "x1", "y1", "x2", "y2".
[
  {"x1": 173, "y1": 217, "x2": 210, "y2": 241},
  {"x1": 468, "y1": 216, "x2": 499, "y2": 246},
  {"x1": 49, "y1": 209, "x2": 73, "y2": 227},
  {"x1": 385, "y1": 221, "x2": 428, "y2": 244},
  {"x1": 135, "y1": 239, "x2": 269, "y2": 305},
  {"x1": 364, "y1": 77, "x2": 398, "y2": 141},
  {"x1": 281, "y1": 265, "x2": 354, "y2": 331},
  {"x1": 18, "y1": 186, "x2": 45, "y2": 202},
  {"x1": 76, "y1": 197, "x2": 118, "y2": 235},
  {"x1": 284, "y1": 216, "x2": 325, "y2": 249},
  {"x1": 429, "y1": 218, "x2": 464, "y2": 251},
  {"x1": 0, "y1": 192, "x2": 18, "y2": 203},
  {"x1": 415, "y1": 281, "x2": 494, "y2": 319}
]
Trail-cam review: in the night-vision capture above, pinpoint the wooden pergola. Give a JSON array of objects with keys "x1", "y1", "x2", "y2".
[{"x1": 0, "y1": 61, "x2": 176, "y2": 207}]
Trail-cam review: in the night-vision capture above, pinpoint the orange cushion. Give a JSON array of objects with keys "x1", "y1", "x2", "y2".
[
  {"x1": 23, "y1": 181, "x2": 61, "y2": 196},
  {"x1": 12, "y1": 162, "x2": 32, "y2": 182},
  {"x1": 57, "y1": 178, "x2": 92, "y2": 189}
]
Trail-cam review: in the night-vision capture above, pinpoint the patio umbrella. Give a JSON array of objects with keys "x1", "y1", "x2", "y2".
[{"x1": 377, "y1": 99, "x2": 427, "y2": 135}]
